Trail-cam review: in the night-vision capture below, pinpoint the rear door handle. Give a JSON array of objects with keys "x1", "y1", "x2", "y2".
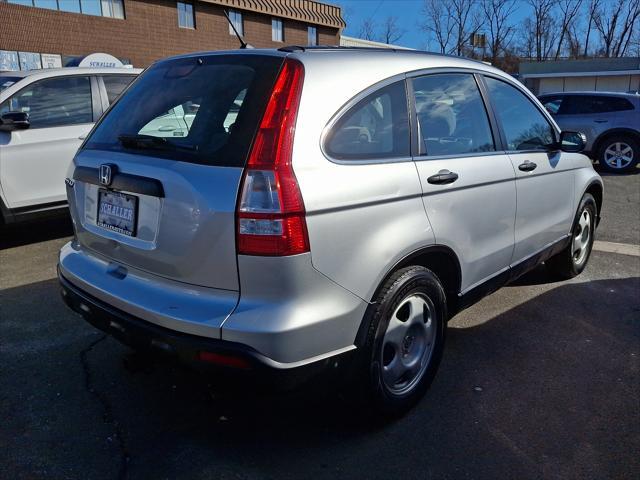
[
  {"x1": 427, "y1": 170, "x2": 459, "y2": 185},
  {"x1": 594, "y1": 119, "x2": 608, "y2": 124},
  {"x1": 518, "y1": 161, "x2": 537, "y2": 172}
]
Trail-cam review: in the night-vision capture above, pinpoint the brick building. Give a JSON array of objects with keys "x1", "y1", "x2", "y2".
[{"x1": 0, "y1": 0, "x2": 345, "y2": 69}]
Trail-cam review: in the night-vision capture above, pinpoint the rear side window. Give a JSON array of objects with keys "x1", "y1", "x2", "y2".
[
  {"x1": 413, "y1": 73, "x2": 495, "y2": 156},
  {"x1": 325, "y1": 80, "x2": 409, "y2": 160},
  {"x1": 0, "y1": 77, "x2": 22, "y2": 93},
  {"x1": 102, "y1": 75, "x2": 136, "y2": 104},
  {"x1": 560, "y1": 95, "x2": 635, "y2": 114},
  {"x1": 0, "y1": 76, "x2": 92, "y2": 128},
  {"x1": 540, "y1": 95, "x2": 563, "y2": 115},
  {"x1": 84, "y1": 55, "x2": 283, "y2": 166},
  {"x1": 485, "y1": 77, "x2": 555, "y2": 151}
]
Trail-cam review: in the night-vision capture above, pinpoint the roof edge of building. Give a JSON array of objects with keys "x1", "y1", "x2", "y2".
[{"x1": 202, "y1": 0, "x2": 346, "y2": 29}]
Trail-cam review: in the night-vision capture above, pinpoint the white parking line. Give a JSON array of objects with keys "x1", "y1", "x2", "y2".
[{"x1": 593, "y1": 241, "x2": 640, "y2": 257}]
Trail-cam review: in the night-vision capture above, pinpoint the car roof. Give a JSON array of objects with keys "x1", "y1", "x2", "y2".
[
  {"x1": 0, "y1": 67, "x2": 142, "y2": 80},
  {"x1": 539, "y1": 91, "x2": 637, "y2": 98},
  {"x1": 161, "y1": 46, "x2": 507, "y2": 79}
]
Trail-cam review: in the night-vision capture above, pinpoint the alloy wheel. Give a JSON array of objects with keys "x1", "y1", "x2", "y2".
[{"x1": 603, "y1": 142, "x2": 634, "y2": 170}]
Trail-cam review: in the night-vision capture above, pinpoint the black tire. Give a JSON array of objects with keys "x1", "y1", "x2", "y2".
[
  {"x1": 546, "y1": 193, "x2": 597, "y2": 280},
  {"x1": 597, "y1": 134, "x2": 639, "y2": 174},
  {"x1": 350, "y1": 266, "x2": 447, "y2": 416}
]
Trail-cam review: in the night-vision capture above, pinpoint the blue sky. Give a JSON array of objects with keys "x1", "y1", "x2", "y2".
[{"x1": 331, "y1": 0, "x2": 537, "y2": 50}]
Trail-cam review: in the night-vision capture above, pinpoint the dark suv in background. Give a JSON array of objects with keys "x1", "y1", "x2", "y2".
[{"x1": 539, "y1": 92, "x2": 639, "y2": 173}]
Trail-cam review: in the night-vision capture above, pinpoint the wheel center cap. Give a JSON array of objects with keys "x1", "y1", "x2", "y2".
[{"x1": 402, "y1": 335, "x2": 414, "y2": 354}]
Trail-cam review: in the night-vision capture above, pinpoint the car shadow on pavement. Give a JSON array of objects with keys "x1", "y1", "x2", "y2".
[
  {"x1": 1, "y1": 275, "x2": 638, "y2": 479},
  {"x1": 0, "y1": 214, "x2": 73, "y2": 250}
]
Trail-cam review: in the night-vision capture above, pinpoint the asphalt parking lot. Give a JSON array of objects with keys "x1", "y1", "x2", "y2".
[{"x1": 1, "y1": 170, "x2": 639, "y2": 480}]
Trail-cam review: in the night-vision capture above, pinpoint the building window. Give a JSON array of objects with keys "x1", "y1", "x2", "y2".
[
  {"x1": 308, "y1": 26, "x2": 318, "y2": 46},
  {"x1": 7, "y1": 0, "x2": 37, "y2": 6},
  {"x1": 58, "y1": 0, "x2": 81, "y2": 13},
  {"x1": 177, "y1": 1, "x2": 194, "y2": 29},
  {"x1": 271, "y1": 18, "x2": 284, "y2": 42},
  {"x1": 79, "y1": 0, "x2": 102, "y2": 16},
  {"x1": 33, "y1": 0, "x2": 57, "y2": 10},
  {"x1": 6, "y1": 0, "x2": 124, "y2": 18},
  {"x1": 228, "y1": 9, "x2": 243, "y2": 36},
  {"x1": 101, "y1": 0, "x2": 124, "y2": 18}
]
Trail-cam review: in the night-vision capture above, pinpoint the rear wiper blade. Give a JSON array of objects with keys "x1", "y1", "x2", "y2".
[{"x1": 117, "y1": 134, "x2": 197, "y2": 151}]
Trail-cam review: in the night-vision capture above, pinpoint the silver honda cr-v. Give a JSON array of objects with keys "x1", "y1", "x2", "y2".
[{"x1": 59, "y1": 47, "x2": 603, "y2": 414}]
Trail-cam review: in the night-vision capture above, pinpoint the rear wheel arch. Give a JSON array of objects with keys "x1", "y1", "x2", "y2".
[
  {"x1": 356, "y1": 245, "x2": 462, "y2": 347},
  {"x1": 394, "y1": 246, "x2": 462, "y2": 305},
  {"x1": 584, "y1": 182, "x2": 603, "y2": 225},
  {"x1": 0, "y1": 196, "x2": 11, "y2": 225},
  {"x1": 592, "y1": 128, "x2": 640, "y2": 156}
]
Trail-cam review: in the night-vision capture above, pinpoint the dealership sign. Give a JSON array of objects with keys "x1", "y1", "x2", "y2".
[
  {"x1": 78, "y1": 53, "x2": 124, "y2": 68},
  {"x1": 41, "y1": 53, "x2": 62, "y2": 69}
]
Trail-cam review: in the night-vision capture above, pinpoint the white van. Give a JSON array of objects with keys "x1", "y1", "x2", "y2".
[{"x1": 0, "y1": 67, "x2": 141, "y2": 224}]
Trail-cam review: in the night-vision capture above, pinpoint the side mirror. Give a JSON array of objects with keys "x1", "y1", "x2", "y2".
[
  {"x1": 0, "y1": 111, "x2": 30, "y2": 132},
  {"x1": 559, "y1": 131, "x2": 586, "y2": 153}
]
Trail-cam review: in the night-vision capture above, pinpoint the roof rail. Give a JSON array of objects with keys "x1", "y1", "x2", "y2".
[
  {"x1": 276, "y1": 45, "x2": 494, "y2": 69},
  {"x1": 278, "y1": 45, "x2": 405, "y2": 53}
]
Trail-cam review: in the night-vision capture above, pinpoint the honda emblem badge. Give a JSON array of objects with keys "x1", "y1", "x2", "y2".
[{"x1": 99, "y1": 164, "x2": 113, "y2": 186}]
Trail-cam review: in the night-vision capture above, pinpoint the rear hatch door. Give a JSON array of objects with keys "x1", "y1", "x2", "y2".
[{"x1": 69, "y1": 53, "x2": 284, "y2": 291}]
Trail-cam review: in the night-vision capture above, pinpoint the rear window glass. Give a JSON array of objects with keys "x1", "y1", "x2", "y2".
[
  {"x1": 0, "y1": 77, "x2": 22, "y2": 92},
  {"x1": 84, "y1": 55, "x2": 283, "y2": 167},
  {"x1": 325, "y1": 80, "x2": 409, "y2": 160},
  {"x1": 560, "y1": 95, "x2": 635, "y2": 114}
]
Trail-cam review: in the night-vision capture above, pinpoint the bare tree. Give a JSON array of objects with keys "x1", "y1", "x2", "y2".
[
  {"x1": 480, "y1": 0, "x2": 518, "y2": 63},
  {"x1": 566, "y1": 20, "x2": 583, "y2": 58},
  {"x1": 451, "y1": 0, "x2": 480, "y2": 56},
  {"x1": 583, "y1": 0, "x2": 600, "y2": 57},
  {"x1": 358, "y1": 18, "x2": 377, "y2": 41},
  {"x1": 527, "y1": 0, "x2": 557, "y2": 61},
  {"x1": 593, "y1": 0, "x2": 640, "y2": 57},
  {"x1": 421, "y1": 0, "x2": 456, "y2": 53},
  {"x1": 379, "y1": 16, "x2": 405, "y2": 44},
  {"x1": 631, "y1": 25, "x2": 640, "y2": 58},
  {"x1": 613, "y1": 0, "x2": 640, "y2": 57},
  {"x1": 553, "y1": 0, "x2": 583, "y2": 59}
]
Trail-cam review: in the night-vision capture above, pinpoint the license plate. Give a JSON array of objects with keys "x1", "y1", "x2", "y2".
[{"x1": 97, "y1": 189, "x2": 138, "y2": 237}]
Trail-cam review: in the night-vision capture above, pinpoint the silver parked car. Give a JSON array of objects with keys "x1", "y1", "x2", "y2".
[
  {"x1": 539, "y1": 92, "x2": 640, "y2": 173},
  {"x1": 58, "y1": 47, "x2": 602, "y2": 414}
]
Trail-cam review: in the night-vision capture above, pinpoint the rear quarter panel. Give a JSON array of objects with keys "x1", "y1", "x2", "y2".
[{"x1": 290, "y1": 54, "x2": 444, "y2": 302}]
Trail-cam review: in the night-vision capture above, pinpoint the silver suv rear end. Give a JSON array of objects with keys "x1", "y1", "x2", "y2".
[{"x1": 60, "y1": 48, "x2": 602, "y2": 414}]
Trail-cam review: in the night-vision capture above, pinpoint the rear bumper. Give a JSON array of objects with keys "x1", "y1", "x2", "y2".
[
  {"x1": 59, "y1": 270, "x2": 350, "y2": 386},
  {"x1": 58, "y1": 241, "x2": 366, "y2": 368}
]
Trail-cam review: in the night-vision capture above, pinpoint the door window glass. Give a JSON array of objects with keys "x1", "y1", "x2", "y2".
[
  {"x1": 102, "y1": 75, "x2": 136, "y2": 104},
  {"x1": 0, "y1": 76, "x2": 92, "y2": 128},
  {"x1": 413, "y1": 73, "x2": 495, "y2": 156},
  {"x1": 325, "y1": 80, "x2": 409, "y2": 160},
  {"x1": 485, "y1": 77, "x2": 555, "y2": 151}
]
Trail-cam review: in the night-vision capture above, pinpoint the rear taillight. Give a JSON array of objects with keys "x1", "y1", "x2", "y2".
[{"x1": 236, "y1": 59, "x2": 309, "y2": 256}]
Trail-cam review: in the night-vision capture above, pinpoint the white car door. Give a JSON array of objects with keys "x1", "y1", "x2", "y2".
[{"x1": 0, "y1": 75, "x2": 95, "y2": 209}]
